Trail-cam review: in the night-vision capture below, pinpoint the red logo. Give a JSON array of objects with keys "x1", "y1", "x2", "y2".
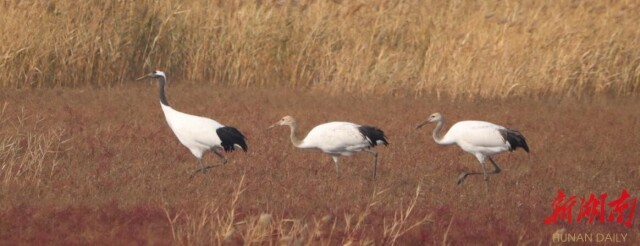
[{"x1": 544, "y1": 189, "x2": 637, "y2": 228}]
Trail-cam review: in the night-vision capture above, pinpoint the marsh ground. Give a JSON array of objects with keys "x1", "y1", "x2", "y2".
[{"x1": 1, "y1": 85, "x2": 639, "y2": 244}]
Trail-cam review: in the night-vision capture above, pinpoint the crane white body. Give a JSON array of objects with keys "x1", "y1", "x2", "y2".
[
  {"x1": 269, "y1": 116, "x2": 388, "y2": 178},
  {"x1": 137, "y1": 71, "x2": 247, "y2": 176},
  {"x1": 298, "y1": 122, "x2": 384, "y2": 155},
  {"x1": 161, "y1": 104, "x2": 226, "y2": 158},
  {"x1": 416, "y1": 113, "x2": 529, "y2": 186},
  {"x1": 436, "y1": 120, "x2": 513, "y2": 163}
]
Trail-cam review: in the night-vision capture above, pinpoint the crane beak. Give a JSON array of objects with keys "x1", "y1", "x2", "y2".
[
  {"x1": 136, "y1": 72, "x2": 155, "y2": 81},
  {"x1": 266, "y1": 123, "x2": 278, "y2": 130},
  {"x1": 135, "y1": 74, "x2": 149, "y2": 81},
  {"x1": 415, "y1": 120, "x2": 429, "y2": 130}
]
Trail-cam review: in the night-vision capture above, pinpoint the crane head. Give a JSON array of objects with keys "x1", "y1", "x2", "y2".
[
  {"x1": 415, "y1": 112, "x2": 443, "y2": 129},
  {"x1": 267, "y1": 115, "x2": 296, "y2": 129},
  {"x1": 136, "y1": 70, "x2": 166, "y2": 81}
]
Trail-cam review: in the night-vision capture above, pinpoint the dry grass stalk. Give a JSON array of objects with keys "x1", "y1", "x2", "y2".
[
  {"x1": 0, "y1": 107, "x2": 68, "y2": 189},
  {"x1": 1, "y1": 1, "x2": 639, "y2": 98},
  {"x1": 383, "y1": 183, "x2": 432, "y2": 245}
]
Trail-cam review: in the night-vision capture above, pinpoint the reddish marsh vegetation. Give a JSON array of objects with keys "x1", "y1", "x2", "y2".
[
  {"x1": 1, "y1": 85, "x2": 638, "y2": 244},
  {"x1": 2, "y1": 0, "x2": 640, "y2": 244}
]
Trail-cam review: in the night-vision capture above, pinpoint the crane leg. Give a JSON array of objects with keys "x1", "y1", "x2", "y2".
[
  {"x1": 364, "y1": 150, "x2": 378, "y2": 179},
  {"x1": 212, "y1": 148, "x2": 229, "y2": 165},
  {"x1": 488, "y1": 157, "x2": 502, "y2": 174},
  {"x1": 481, "y1": 162, "x2": 489, "y2": 192},
  {"x1": 199, "y1": 158, "x2": 206, "y2": 173},
  {"x1": 190, "y1": 162, "x2": 224, "y2": 177},
  {"x1": 190, "y1": 150, "x2": 228, "y2": 177},
  {"x1": 456, "y1": 158, "x2": 502, "y2": 186},
  {"x1": 190, "y1": 158, "x2": 209, "y2": 177},
  {"x1": 332, "y1": 156, "x2": 341, "y2": 177}
]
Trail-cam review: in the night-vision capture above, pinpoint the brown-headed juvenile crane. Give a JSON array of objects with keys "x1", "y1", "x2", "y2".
[
  {"x1": 416, "y1": 112, "x2": 529, "y2": 187},
  {"x1": 268, "y1": 116, "x2": 389, "y2": 178},
  {"x1": 137, "y1": 71, "x2": 247, "y2": 177}
]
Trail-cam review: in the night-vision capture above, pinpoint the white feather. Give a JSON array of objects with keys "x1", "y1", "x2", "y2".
[
  {"x1": 161, "y1": 104, "x2": 224, "y2": 157},
  {"x1": 299, "y1": 122, "x2": 370, "y2": 155},
  {"x1": 442, "y1": 120, "x2": 511, "y2": 160}
]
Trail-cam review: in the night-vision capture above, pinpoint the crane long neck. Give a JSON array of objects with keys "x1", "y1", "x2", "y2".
[
  {"x1": 287, "y1": 123, "x2": 303, "y2": 147},
  {"x1": 432, "y1": 119, "x2": 446, "y2": 144},
  {"x1": 158, "y1": 76, "x2": 170, "y2": 106}
]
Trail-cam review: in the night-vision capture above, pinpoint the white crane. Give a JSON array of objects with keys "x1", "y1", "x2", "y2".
[
  {"x1": 415, "y1": 112, "x2": 529, "y2": 186},
  {"x1": 268, "y1": 116, "x2": 389, "y2": 178},
  {"x1": 136, "y1": 71, "x2": 247, "y2": 176}
]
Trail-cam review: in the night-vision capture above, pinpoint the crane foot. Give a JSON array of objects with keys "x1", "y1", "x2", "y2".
[
  {"x1": 456, "y1": 172, "x2": 469, "y2": 185},
  {"x1": 189, "y1": 164, "x2": 224, "y2": 178}
]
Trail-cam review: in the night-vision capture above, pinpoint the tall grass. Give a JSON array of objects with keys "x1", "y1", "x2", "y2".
[
  {"x1": 161, "y1": 175, "x2": 432, "y2": 245},
  {"x1": 1, "y1": 0, "x2": 639, "y2": 98},
  {"x1": 0, "y1": 104, "x2": 69, "y2": 189}
]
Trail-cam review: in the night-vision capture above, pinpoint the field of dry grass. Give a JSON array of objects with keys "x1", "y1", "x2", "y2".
[
  {"x1": 2, "y1": 0, "x2": 640, "y2": 244},
  {"x1": 1, "y1": 0, "x2": 639, "y2": 98},
  {"x1": 1, "y1": 84, "x2": 639, "y2": 244}
]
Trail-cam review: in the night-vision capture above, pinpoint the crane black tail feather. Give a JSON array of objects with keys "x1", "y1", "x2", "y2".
[
  {"x1": 216, "y1": 126, "x2": 248, "y2": 152},
  {"x1": 358, "y1": 126, "x2": 389, "y2": 147},
  {"x1": 501, "y1": 128, "x2": 529, "y2": 153}
]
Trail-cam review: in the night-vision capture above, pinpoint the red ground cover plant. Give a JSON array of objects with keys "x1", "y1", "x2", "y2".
[{"x1": 1, "y1": 86, "x2": 638, "y2": 244}]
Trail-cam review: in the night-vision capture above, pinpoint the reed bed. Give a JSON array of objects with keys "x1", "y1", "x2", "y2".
[{"x1": 1, "y1": 0, "x2": 639, "y2": 98}]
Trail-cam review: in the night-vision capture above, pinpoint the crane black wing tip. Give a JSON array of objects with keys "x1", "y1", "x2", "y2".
[
  {"x1": 522, "y1": 143, "x2": 530, "y2": 153},
  {"x1": 358, "y1": 125, "x2": 389, "y2": 147},
  {"x1": 502, "y1": 128, "x2": 529, "y2": 153},
  {"x1": 238, "y1": 143, "x2": 248, "y2": 152},
  {"x1": 217, "y1": 126, "x2": 248, "y2": 153},
  {"x1": 514, "y1": 143, "x2": 530, "y2": 153},
  {"x1": 222, "y1": 142, "x2": 248, "y2": 152},
  {"x1": 377, "y1": 137, "x2": 390, "y2": 146}
]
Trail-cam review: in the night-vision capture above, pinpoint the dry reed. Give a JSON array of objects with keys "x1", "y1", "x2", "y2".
[
  {"x1": 1, "y1": 1, "x2": 639, "y2": 98},
  {"x1": 0, "y1": 105, "x2": 69, "y2": 189},
  {"x1": 161, "y1": 175, "x2": 432, "y2": 245}
]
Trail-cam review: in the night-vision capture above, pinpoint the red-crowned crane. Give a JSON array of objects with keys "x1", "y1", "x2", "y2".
[
  {"x1": 136, "y1": 71, "x2": 247, "y2": 176},
  {"x1": 416, "y1": 112, "x2": 529, "y2": 187},
  {"x1": 268, "y1": 116, "x2": 389, "y2": 178}
]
